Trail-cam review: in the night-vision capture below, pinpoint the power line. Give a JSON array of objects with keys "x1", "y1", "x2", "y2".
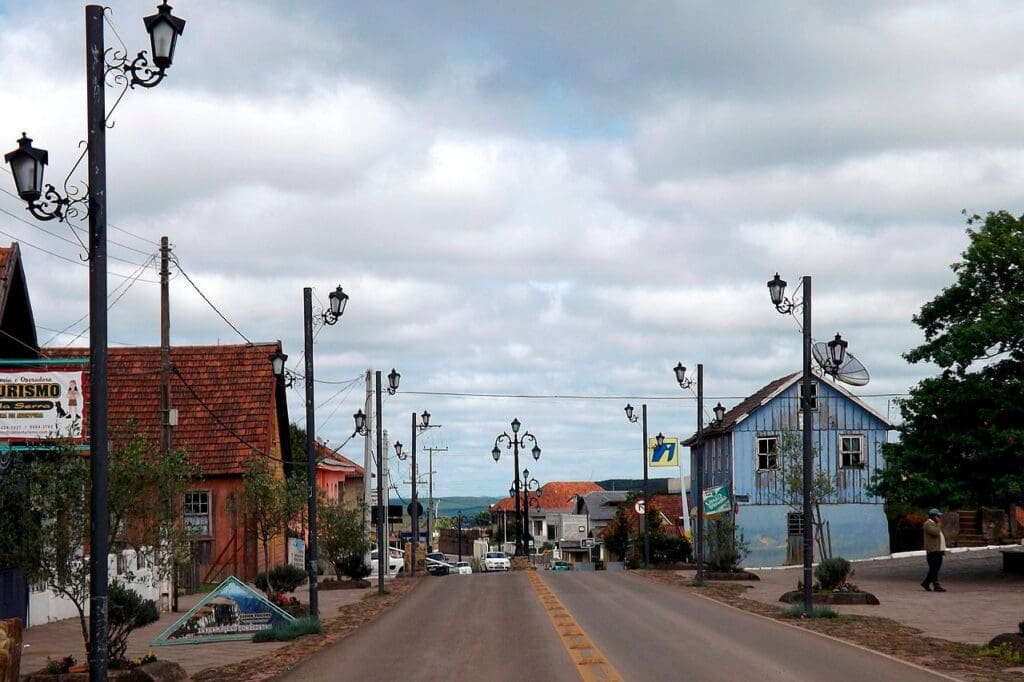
[
  {"x1": 172, "y1": 255, "x2": 253, "y2": 345},
  {"x1": 400, "y1": 389, "x2": 909, "y2": 400}
]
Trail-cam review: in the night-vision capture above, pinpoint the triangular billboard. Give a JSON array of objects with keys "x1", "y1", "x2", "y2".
[{"x1": 152, "y1": 576, "x2": 295, "y2": 645}]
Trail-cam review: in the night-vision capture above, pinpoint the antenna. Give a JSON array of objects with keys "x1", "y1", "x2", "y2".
[{"x1": 812, "y1": 342, "x2": 870, "y2": 386}]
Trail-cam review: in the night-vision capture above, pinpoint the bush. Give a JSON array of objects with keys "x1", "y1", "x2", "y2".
[
  {"x1": 336, "y1": 553, "x2": 371, "y2": 581},
  {"x1": 815, "y1": 557, "x2": 853, "y2": 591},
  {"x1": 255, "y1": 564, "x2": 308, "y2": 595},
  {"x1": 107, "y1": 582, "x2": 160, "y2": 662},
  {"x1": 251, "y1": 617, "x2": 322, "y2": 643},
  {"x1": 781, "y1": 605, "x2": 838, "y2": 619},
  {"x1": 706, "y1": 519, "x2": 750, "y2": 572}
]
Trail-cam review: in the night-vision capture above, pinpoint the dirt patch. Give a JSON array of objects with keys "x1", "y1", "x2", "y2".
[
  {"x1": 778, "y1": 590, "x2": 880, "y2": 605},
  {"x1": 642, "y1": 571, "x2": 1024, "y2": 682},
  {"x1": 191, "y1": 577, "x2": 419, "y2": 682}
]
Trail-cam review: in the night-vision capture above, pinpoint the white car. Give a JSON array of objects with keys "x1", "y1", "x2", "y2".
[
  {"x1": 454, "y1": 561, "x2": 472, "y2": 575},
  {"x1": 482, "y1": 551, "x2": 511, "y2": 572},
  {"x1": 370, "y1": 548, "x2": 404, "y2": 577}
]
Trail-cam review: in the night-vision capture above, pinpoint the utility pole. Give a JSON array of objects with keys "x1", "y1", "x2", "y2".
[
  {"x1": 383, "y1": 429, "x2": 390, "y2": 555},
  {"x1": 375, "y1": 371, "x2": 385, "y2": 594},
  {"x1": 159, "y1": 237, "x2": 177, "y2": 611},
  {"x1": 423, "y1": 446, "x2": 446, "y2": 551}
]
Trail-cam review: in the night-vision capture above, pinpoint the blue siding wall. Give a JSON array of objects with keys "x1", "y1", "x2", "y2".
[
  {"x1": 737, "y1": 504, "x2": 890, "y2": 567},
  {"x1": 688, "y1": 376, "x2": 893, "y2": 566}
]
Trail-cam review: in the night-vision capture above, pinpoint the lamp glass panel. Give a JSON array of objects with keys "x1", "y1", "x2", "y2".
[
  {"x1": 511, "y1": 418, "x2": 521, "y2": 433},
  {"x1": 11, "y1": 155, "x2": 41, "y2": 200},
  {"x1": 421, "y1": 411, "x2": 430, "y2": 427},
  {"x1": 673, "y1": 363, "x2": 687, "y2": 384},
  {"x1": 150, "y1": 20, "x2": 176, "y2": 62},
  {"x1": 624, "y1": 404, "x2": 633, "y2": 420},
  {"x1": 768, "y1": 274, "x2": 786, "y2": 305},
  {"x1": 491, "y1": 446, "x2": 501, "y2": 462},
  {"x1": 531, "y1": 445, "x2": 541, "y2": 460},
  {"x1": 387, "y1": 368, "x2": 400, "y2": 392},
  {"x1": 655, "y1": 432, "x2": 665, "y2": 447}
]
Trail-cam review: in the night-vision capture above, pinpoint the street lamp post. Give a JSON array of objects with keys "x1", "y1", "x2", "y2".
[
  {"x1": 674, "y1": 362, "x2": 705, "y2": 584},
  {"x1": 509, "y1": 468, "x2": 541, "y2": 556},
  {"x1": 452, "y1": 510, "x2": 468, "y2": 562},
  {"x1": 623, "y1": 403, "x2": 652, "y2": 569},
  {"x1": 491, "y1": 418, "x2": 541, "y2": 558},
  {"x1": 767, "y1": 273, "x2": 852, "y2": 616},
  {"x1": 353, "y1": 368, "x2": 400, "y2": 594},
  {"x1": 269, "y1": 285, "x2": 348, "y2": 620},
  {"x1": 394, "y1": 410, "x2": 439, "y2": 576},
  {"x1": 5, "y1": 5, "x2": 185, "y2": 678}
]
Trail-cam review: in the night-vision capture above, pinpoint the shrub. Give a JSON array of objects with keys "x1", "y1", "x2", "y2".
[
  {"x1": 251, "y1": 617, "x2": 322, "y2": 643},
  {"x1": 336, "y1": 553, "x2": 372, "y2": 581},
  {"x1": 815, "y1": 557, "x2": 853, "y2": 591},
  {"x1": 44, "y1": 656, "x2": 75, "y2": 674},
  {"x1": 107, "y1": 582, "x2": 160, "y2": 662},
  {"x1": 706, "y1": 519, "x2": 750, "y2": 572},
  {"x1": 255, "y1": 564, "x2": 308, "y2": 595}
]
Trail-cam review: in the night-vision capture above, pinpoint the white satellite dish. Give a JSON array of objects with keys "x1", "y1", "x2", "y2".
[{"x1": 812, "y1": 342, "x2": 870, "y2": 386}]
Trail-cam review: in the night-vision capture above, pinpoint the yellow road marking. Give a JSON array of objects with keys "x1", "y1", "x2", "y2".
[{"x1": 528, "y1": 571, "x2": 623, "y2": 682}]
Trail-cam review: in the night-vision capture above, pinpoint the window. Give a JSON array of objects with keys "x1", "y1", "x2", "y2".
[
  {"x1": 756, "y1": 436, "x2": 779, "y2": 470},
  {"x1": 787, "y1": 512, "x2": 805, "y2": 536},
  {"x1": 184, "y1": 491, "x2": 211, "y2": 537},
  {"x1": 840, "y1": 435, "x2": 865, "y2": 468},
  {"x1": 799, "y1": 381, "x2": 818, "y2": 411},
  {"x1": 547, "y1": 525, "x2": 556, "y2": 541}
]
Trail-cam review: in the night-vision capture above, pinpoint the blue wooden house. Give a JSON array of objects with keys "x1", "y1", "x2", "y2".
[{"x1": 685, "y1": 372, "x2": 893, "y2": 567}]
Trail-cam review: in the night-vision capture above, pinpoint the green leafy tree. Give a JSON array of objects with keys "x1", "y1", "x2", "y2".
[
  {"x1": 473, "y1": 509, "x2": 492, "y2": 528},
  {"x1": 108, "y1": 420, "x2": 200, "y2": 585},
  {"x1": 0, "y1": 442, "x2": 92, "y2": 656},
  {"x1": 602, "y1": 504, "x2": 633, "y2": 561},
  {"x1": 318, "y1": 499, "x2": 371, "y2": 580},
  {"x1": 233, "y1": 455, "x2": 305, "y2": 595},
  {"x1": 870, "y1": 211, "x2": 1024, "y2": 509},
  {"x1": 776, "y1": 429, "x2": 838, "y2": 560}
]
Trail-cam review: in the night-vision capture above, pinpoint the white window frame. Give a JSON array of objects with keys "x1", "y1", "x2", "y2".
[
  {"x1": 756, "y1": 436, "x2": 780, "y2": 471},
  {"x1": 184, "y1": 490, "x2": 212, "y2": 538},
  {"x1": 840, "y1": 434, "x2": 866, "y2": 469}
]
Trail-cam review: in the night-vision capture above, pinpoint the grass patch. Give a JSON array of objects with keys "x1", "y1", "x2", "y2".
[
  {"x1": 780, "y1": 605, "x2": 838, "y2": 619},
  {"x1": 978, "y1": 643, "x2": 1024, "y2": 666},
  {"x1": 252, "y1": 617, "x2": 322, "y2": 643}
]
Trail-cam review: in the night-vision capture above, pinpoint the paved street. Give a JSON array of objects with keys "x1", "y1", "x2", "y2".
[{"x1": 280, "y1": 569, "x2": 953, "y2": 682}]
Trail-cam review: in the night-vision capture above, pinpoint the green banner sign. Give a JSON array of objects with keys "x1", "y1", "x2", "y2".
[{"x1": 702, "y1": 485, "x2": 731, "y2": 515}]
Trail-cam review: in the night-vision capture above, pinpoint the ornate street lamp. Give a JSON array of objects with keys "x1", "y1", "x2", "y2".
[
  {"x1": 674, "y1": 361, "x2": 706, "y2": 584},
  {"x1": 713, "y1": 402, "x2": 727, "y2": 424},
  {"x1": 4, "y1": 4, "x2": 186, "y2": 676},
  {"x1": 395, "y1": 409, "x2": 440, "y2": 572},
  {"x1": 624, "y1": 402, "x2": 653, "y2": 569},
  {"x1": 492, "y1": 418, "x2": 541, "y2": 557}
]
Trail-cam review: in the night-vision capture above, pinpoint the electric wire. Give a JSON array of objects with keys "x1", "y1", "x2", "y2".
[{"x1": 171, "y1": 256, "x2": 253, "y2": 345}]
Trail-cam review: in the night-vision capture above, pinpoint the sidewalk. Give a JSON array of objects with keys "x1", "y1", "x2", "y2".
[
  {"x1": 19, "y1": 581, "x2": 373, "y2": 678},
  {"x1": 736, "y1": 547, "x2": 1024, "y2": 645}
]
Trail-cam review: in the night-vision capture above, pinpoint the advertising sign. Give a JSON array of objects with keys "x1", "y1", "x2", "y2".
[
  {"x1": 287, "y1": 537, "x2": 305, "y2": 570},
  {"x1": 0, "y1": 371, "x2": 84, "y2": 439},
  {"x1": 702, "y1": 485, "x2": 731, "y2": 516},
  {"x1": 648, "y1": 436, "x2": 679, "y2": 467},
  {"x1": 152, "y1": 576, "x2": 294, "y2": 645}
]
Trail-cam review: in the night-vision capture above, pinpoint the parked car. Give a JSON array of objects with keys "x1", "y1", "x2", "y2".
[
  {"x1": 482, "y1": 551, "x2": 511, "y2": 572},
  {"x1": 454, "y1": 561, "x2": 472, "y2": 575},
  {"x1": 370, "y1": 548, "x2": 404, "y2": 577},
  {"x1": 425, "y1": 552, "x2": 450, "y2": 576},
  {"x1": 551, "y1": 560, "x2": 570, "y2": 571}
]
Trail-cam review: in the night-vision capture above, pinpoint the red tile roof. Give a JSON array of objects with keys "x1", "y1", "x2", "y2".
[
  {"x1": 491, "y1": 481, "x2": 603, "y2": 513},
  {"x1": 315, "y1": 439, "x2": 364, "y2": 476},
  {"x1": 52, "y1": 343, "x2": 284, "y2": 476}
]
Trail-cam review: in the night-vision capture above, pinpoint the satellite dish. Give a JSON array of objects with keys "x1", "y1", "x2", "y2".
[{"x1": 812, "y1": 342, "x2": 870, "y2": 386}]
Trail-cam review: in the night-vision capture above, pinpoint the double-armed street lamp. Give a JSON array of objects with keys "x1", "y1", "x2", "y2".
[
  {"x1": 491, "y1": 418, "x2": 541, "y2": 557},
  {"x1": 353, "y1": 368, "x2": 400, "y2": 594},
  {"x1": 5, "y1": 4, "x2": 185, "y2": 677},
  {"x1": 269, "y1": 285, "x2": 349, "y2": 620},
  {"x1": 623, "y1": 403, "x2": 653, "y2": 569},
  {"x1": 394, "y1": 410, "x2": 440, "y2": 576},
  {"x1": 767, "y1": 273, "x2": 852, "y2": 615},
  {"x1": 509, "y1": 467, "x2": 541, "y2": 554}
]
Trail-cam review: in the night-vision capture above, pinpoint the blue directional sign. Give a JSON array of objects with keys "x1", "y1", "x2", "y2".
[{"x1": 648, "y1": 437, "x2": 679, "y2": 467}]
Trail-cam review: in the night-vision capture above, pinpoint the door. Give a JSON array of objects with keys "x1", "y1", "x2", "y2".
[{"x1": 0, "y1": 566, "x2": 28, "y2": 624}]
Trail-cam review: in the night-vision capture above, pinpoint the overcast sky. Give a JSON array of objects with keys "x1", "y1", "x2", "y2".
[{"x1": 0, "y1": 1, "x2": 1021, "y2": 498}]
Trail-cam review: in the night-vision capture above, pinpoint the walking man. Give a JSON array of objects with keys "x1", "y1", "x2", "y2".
[{"x1": 921, "y1": 508, "x2": 947, "y2": 592}]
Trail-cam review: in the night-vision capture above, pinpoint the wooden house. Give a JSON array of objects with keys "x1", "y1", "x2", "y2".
[{"x1": 685, "y1": 372, "x2": 893, "y2": 567}]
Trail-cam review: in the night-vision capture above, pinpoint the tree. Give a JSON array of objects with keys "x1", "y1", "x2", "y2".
[
  {"x1": 0, "y1": 430, "x2": 199, "y2": 661},
  {"x1": 318, "y1": 499, "x2": 371, "y2": 580},
  {"x1": 107, "y1": 420, "x2": 200, "y2": 586},
  {"x1": 473, "y1": 509, "x2": 493, "y2": 528},
  {"x1": 602, "y1": 504, "x2": 632, "y2": 561},
  {"x1": 776, "y1": 429, "x2": 837, "y2": 560},
  {"x1": 0, "y1": 442, "x2": 92, "y2": 657},
  {"x1": 233, "y1": 455, "x2": 304, "y2": 595},
  {"x1": 870, "y1": 211, "x2": 1024, "y2": 509}
]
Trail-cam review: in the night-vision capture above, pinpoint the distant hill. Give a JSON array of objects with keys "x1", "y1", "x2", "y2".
[
  {"x1": 389, "y1": 495, "x2": 502, "y2": 520},
  {"x1": 596, "y1": 479, "x2": 671, "y2": 494}
]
